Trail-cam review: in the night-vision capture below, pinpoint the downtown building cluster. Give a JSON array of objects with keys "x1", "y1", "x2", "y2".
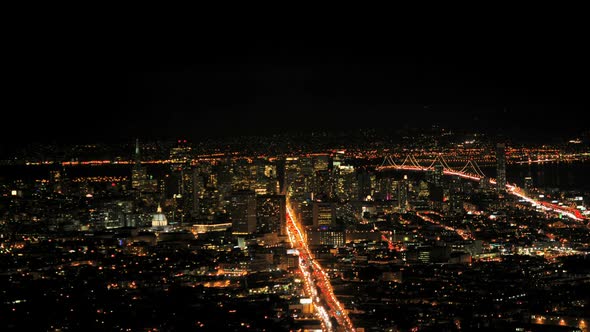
[{"x1": 1, "y1": 136, "x2": 589, "y2": 331}]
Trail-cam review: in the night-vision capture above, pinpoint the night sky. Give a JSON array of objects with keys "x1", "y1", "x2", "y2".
[{"x1": 6, "y1": 32, "x2": 589, "y2": 145}]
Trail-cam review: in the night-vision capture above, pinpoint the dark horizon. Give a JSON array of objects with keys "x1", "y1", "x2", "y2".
[
  {"x1": 6, "y1": 36, "x2": 589, "y2": 145},
  {"x1": 4, "y1": 107, "x2": 587, "y2": 145}
]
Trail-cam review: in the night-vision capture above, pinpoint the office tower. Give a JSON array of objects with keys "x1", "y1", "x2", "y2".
[
  {"x1": 178, "y1": 167, "x2": 199, "y2": 216},
  {"x1": 131, "y1": 139, "x2": 150, "y2": 191},
  {"x1": 335, "y1": 165, "x2": 356, "y2": 201},
  {"x1": 192, "y1": 168, "x2": 205, "y2": 215},
  {"x1": 312, "y1": 200, "x2": 335, "y2": 227},
  {"x1": 256, "y1": 194, "x2": 286, "y2": 235},
  {"x1": 313, "y1": 170, "x2": 332, "y2": 198},
  {"x1": 284, "y1": 157, "x2": 300, "y2": 196},
  {"x1": 49, "y1": 170, "x2": 63, "y2": 194},
  {"x1": 398, "y1": 175, "x2": 409, "y2": 212},
  {"x1": 496, "y1": 143, "x2": 507, "y2": 193},
  {"x1": 433, "y1": 164, "x2": 444, "y2": 187},
  {"x1": 165, "y1": 141, "x2": 195, "y2": 222},
  {"x1": 357, "y1": 170, "x2": 372, "y2": 200},
  {"x1": 230, "y1": 190, "x2": 257, "y2": 235},
  {"x1": 332, "y1": 151, "x2": 344, "y2": 170},
  {"x1": 169, "y1": 140, "x2": 192, "y2": 166},
  {"x1": 313, "y1": 154, "x2": 330, "y2": 172},
  {"x1": 299, "y1": 200, "x2": 314, "y2": 226},
  {"x1": 307, "y1": 227, "x2": 346, "y2": 247}
]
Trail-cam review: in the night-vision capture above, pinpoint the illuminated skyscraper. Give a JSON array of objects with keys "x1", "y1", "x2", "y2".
[
  {"x1": 307, "y1": 226, "x2": 346, "y2": 247},
  {"x1": 230, "y1": 190, "x2": 257, "y2": 235},
  {"x1": 398, "y1": 175, "x2": 409, "y2": 212},
  {"x1": 496, "y1": 143, "x2": 507, "y2": 193},
  {"x1": 433, "y1": 164, "x2": 444, "y2": 187},
  {"x1": 335, "y1": 165, "x2": 356, "y2": 201},
  {"x1": 256, "y1": 194, "x2": 286, "y2": 235},
  {"x1": 312, "y1": 201, "x2": 335, "y2": 226},
  {"x1": 131, "y1": 139, "x2": 148, "y2": 190},
  {"x1": 357, "y1": 170, "x2": 372, "y2": 200},
  {"x1": 192, "y1": 169, "x2": 205, "y2": 215},
  {"x1": 313, "y1": 154, "x2": 330, "y2": 172},
  {"x1": 313, "y1": 170, "x2": 332, "y2": 198},
  {"x1": 49, "y1": 170, "x2": 63, "y2": 194},
  {"x1": 170, "y1": 140, "x2": 192, "y2": 165}
]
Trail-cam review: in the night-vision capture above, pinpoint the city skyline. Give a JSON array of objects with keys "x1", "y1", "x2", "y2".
[
  {"x1": 3, "y1": 31, "x2": 590, "y2": 331},
  {"x1": 2, "y1": 133, "x2": 588, "y2": 331}
]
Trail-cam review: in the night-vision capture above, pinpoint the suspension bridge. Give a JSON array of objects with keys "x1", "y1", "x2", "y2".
[
  {"x1": 376, "y1": 154, "x2": 588, "y2": 222},
  {"x1": 377, "y1": 153, "x2": 488, "y2": 181}
]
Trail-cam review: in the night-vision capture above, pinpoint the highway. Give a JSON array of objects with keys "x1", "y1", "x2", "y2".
[
  {"x1": 377, "y1": 161, "x2": 588, "y2": 223},
  {"x1": 415, "y1": 211, "x2": 474, "y2": 240},
  {"x1": 285, "y1": 203, "x2": 355, "y2": 332}
]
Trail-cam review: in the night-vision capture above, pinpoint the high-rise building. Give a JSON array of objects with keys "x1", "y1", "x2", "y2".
[
  {"x1": 49, "y1": 170, "x2": 63, "y2": 194},
  {"x1": 131, "y1": 139, "x2": 148, "y2": 190},
  {"x1": 313, "y1": 154, "x2": 330, "y2": 172},
  {"x1": 285, "y1": 157, "x2": 314, "y2": 200},
  {"x1": 313, "y1": 170, "x2": 332, "y2": 197},
  {"x1": 449, "y1": 192, "x2": 463, "y2": 215},
  {"x1": 131, "y1": 139, "x2": 157, "y2": 192},
  {"x1": 496, "y1": 143, "x2": 507, "y2": 193},
  {"x1": 373, "y1": 177, "x2": 397, "y2": 201},
  {"x1": 332, "y1": 151, "x2": 344, "y2": 170},
  {"x1": 215, "y1": 161, "x2": 232, "y2": 198},
  {"x1": 92, "y1": 200, "x2": 136, "y2": 230},
  {"x1": 230, "y1": 190, "x2": 257, "y2": 235},
  {"x1": 433, "y1": 164, "x2": 444, "y2": 187},
  {"x1": 168, "y1": 141, "x2": 193, "y2": 216},
  {"x1": 312, "y1": 201, "x2": 335, "y2": 226},
  {"x1": 247, "y1": 159, "x2": 279, "y2": 195},
  {"x1": 335, "y1": 165, "x2": 356, "y2": 201},
  {"x1": 284, "y1": 157, "x2": 300, "y2": 196},
  {"x1": 298, "y1": 200, "x2": 314, "y2": 226},
  {"x1": 398, "y1": 175, "x2": 409, "y2": 212},
  {"x1": 131, "y1": 164, "x2": 148, "y2": 190},
  {"x1": 256, "y1": 194, "x2": 286, "y2": 235},
  {"x1": 307, "y1": 226, "x2": 346, "y2": 247},
  {"x1": 170, "y1": 140, "x2": 192, "y2": 166},
  {"x1": 524, "y1": 176, "x2": 533, "y2": 195},
  {"x1": 179, "y1": 167, "x2": 197, "y2": 215},
  {"x1": 198, "y1": 187, "x2": 222, "y2": 218},
  {"x1": 357, "y1": 170, "x2": 372, "y2": 200}
]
